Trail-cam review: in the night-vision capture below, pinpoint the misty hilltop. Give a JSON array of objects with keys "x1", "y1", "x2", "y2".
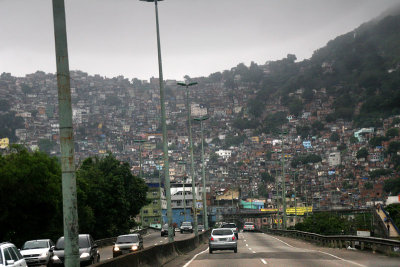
[{"x1": 202, "y1": 13, "x2": 400, "y2": 132}]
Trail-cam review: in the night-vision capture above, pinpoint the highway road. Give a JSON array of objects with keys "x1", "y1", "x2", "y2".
[
  {"x1": 98, "y1": 229, "x2": 195, "y2": 262},
  {"x1": 165, "y1": 231, "x2": 400, "y2": 267}
]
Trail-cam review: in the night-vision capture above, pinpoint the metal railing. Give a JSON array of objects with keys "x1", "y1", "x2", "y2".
[{"x1": 262, "y1": 228, "x2": 400, "y2": 255}]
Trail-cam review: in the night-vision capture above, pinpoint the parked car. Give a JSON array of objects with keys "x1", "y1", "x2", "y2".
[
  {"x1": 112, "y1": 234, "x2": 143, "y2": 258},
  {"x1": 209, "y1": 229, "x2": 237, "y2": 254},
  {"x1": 243, "y1": 222, "x2": 255, "y2": 232},
  {"x1": 20, "y1": 239, "x2": 54, "y2": 266},
  {"x1": 161, "y1": 224, "x2": 175, "y2": 237},
  {"x1": 180, "y1": 222, "x2": 193, "y2": 233},
  {"x1": 52, "y1": 234, "x2": 100, "y2": 266},
  {"x1": 0, "y1": 242, "x2": 27, "y2": 267},
  {"x1": 221, "y1": 222, "x2": 239, "y2": 239},
  {"x1": 197, "y1": 224, "x2": 205, "y2": 232}
]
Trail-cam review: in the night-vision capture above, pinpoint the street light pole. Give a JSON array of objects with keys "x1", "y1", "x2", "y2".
[
  {"x1": 157, "y1": 157, "x2": 163, "y2": 226},
  {"x1": 178, "y1": 161, "x2": 187, "y2": 221},
  {"x1": 134, "y1": 139, "x2": 146, "y2": 178},
  {"x1": 52, "y1": 1, "x2": 79, "y2": 266},
  {"x1": 194, "y1": 116, "x2": 209, "y2": 230},
  {"x1": 177, "y1": 81, "x2": 198, "y2": 234},
  {"x1": 140, "y1": 0, "x2": 173, "y2": 242},
  {"x1": 294, "y1": 171, "x2": 297, "y2": 225}
]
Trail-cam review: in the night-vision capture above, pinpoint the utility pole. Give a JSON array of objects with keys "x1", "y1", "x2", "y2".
[
  {"x1": 177, "y1": 82, "x2": 198, "y2": 234},
  {"x1": 178, "y1": 161, "x2": 187, "y2": 221},
  {"x1": 52, "y1": 1, "x2": 79, "y2": 266},
  {"x1": 194, "y1": 116, "x2": 209, "y2": 230},
  {"x1": 280, "y1": 131, "x2": 287, "y2": 230},
  {"x1": 157, "y1": 157, "x2": 163, "y2": 227},
  {"x1": 134, "y1": 139, "x2": 146, "y2": 178},
  {"x1": 139, "y1": 0, "x2": 173, "y2": 242},
  {"x1": 294, "y1": 171, "x2": 297, "y2": 225}
]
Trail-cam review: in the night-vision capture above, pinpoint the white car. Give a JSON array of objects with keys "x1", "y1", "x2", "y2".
[
  {"x1": 20, "y1": 239, "x2": 54, "y2": 266},
  {"x1": 243, "y1": 222, "x2": 255, "y2": 232},
  {"x1": 0, "y1": 242, "x2": 27, "y2": 267}
]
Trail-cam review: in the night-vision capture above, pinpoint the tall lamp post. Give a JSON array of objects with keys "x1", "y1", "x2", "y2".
[
  {"x1": 139, "y1": 0, "x2": 173, "y2": 242},
  {"x1": 280, "y1": 131, "x2": 287, "y2": 230},
  {"x1": 134, "y1": 139, "x2": 146, "y2": 178},
  {"x1": 52, "y1": 1, "x2": 79, "y2": 266},
  {"x1": 157, "y1": 156, "x2": 164, "y2": 226},
  {"x1": 194, "y1": 116, "x2": 209, "y2": 230},
  {"x1": 177, "y1": 81, "x2": 198, "y2": 234},
  {"x1": 178, "y1": 161, "x2": 187, "y2": 221}
]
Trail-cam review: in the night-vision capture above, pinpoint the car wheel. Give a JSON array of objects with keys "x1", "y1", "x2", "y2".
[
  {"x1": 234, "y1": 248, "x2": 237, "y2": 253},
  {"x1": 209, "y1": 248, "x2": 213, "y2": 254},
  {"x1": 180, "y1": 231, "x2": 183, "y2": 234}
]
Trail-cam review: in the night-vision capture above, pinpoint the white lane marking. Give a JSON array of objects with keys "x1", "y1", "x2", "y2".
[
  {"x1": 264, "y1": 234, "x2": 294, "y2": 247},
  {"x1": 252, "y1": 251, "x2": 256, "y2": 254},
  {"x1": 182, "y1": 247, "x2": 209, "y2": 267},
  {"x1": 160, "y1": 241, "x2": 163, "y2": 243},
  {"x1": 316, "y1": 251, "x2": 366, "y2": 267},
  {"x1": 264, "y1": 234, "x2": 366, "y2": 267},
  {"x1": 245, "y1": 244, "x2": 249, "y2": 247},
  {"x1": 260, "y1": 259, "x2": 267, "y2": 265},
  {"x1": 244, "y1": 239, "x2": 247, "y2": 242},
  {"x1": 248, "y1": 248, "x2": 252, "y2": 250},
  {"x1": 154, "y1": 243, "x2": 158, "y2": 246}
]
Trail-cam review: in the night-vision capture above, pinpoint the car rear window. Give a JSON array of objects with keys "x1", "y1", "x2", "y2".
[
  {"x1": 22, "y1": 240, "x2": 48, "y2": 249},
  {"x1": 222, "y1": 223, "x2": 236, "y2": 228},
  {"x1": 212, "y1": 229, "x2": 233, "y2": 236},
  {"x1": 245, "y1": 223, "x2": 254, "y2": 225},
  {"x1": 56, "y1": 236, "x2": 90, "y2": 249},
  {"x1": 116, "y1": 235, "x2": 139, "y2": 243},
  {"x1": 182, "y1": 222, "x2": 192, "y2": 226}
]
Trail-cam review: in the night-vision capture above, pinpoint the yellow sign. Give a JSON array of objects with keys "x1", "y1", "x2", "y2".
[
  {"x1": 261, "y1": 208, "x2": 278, "y2": 212},
  {"x1": 286, "y1": 207, "x2": 313, "y2": 215},
  {"x1": 0, "y1": 138, "x2": 9, "y2": 149}
]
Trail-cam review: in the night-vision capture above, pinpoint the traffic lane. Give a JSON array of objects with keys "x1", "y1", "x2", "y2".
[
  {"x1": 264, "y1": 232, "x2": 400, "y2": 267},
  {"x1": 182, "y1": 232, "x2": 365, "y2": 267},
  {"x1": 241, "y1": 232, "x2": 348, "y2": 267},
  {"x1": 98, "y1": 230, "x2": 196, "y2": 262}
]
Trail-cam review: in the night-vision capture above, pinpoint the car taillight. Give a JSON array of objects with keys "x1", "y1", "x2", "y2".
[
  {"x1": 211, "y1": 237, "x2": 214, "y2": 241},
  {"x1": 232, "y1": 236, "x2": 235, "y2": 240}
]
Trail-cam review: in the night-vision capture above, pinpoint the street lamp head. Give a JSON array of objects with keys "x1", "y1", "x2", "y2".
[
  {"x1": 194, "y1": 115, "x2": 209, "y2": 122},
  {"x1": 177, "y1": 82, "x2": 198, "y2": 87}
]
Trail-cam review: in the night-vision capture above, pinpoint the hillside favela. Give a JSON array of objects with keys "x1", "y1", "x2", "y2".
[{"x1": 1, "y1": 1, "x2": 400, "y2": 267}]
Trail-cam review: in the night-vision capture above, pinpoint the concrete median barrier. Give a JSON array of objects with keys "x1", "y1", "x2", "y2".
[{"x1": 92, "y1": 229, "x2": 210, "y2": 267}]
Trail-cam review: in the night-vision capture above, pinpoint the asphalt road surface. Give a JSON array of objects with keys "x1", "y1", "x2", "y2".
[
  {"x1": 98, "y1": 229, "x2": 195, "y2": 262},
  {"x1": 165, "y1": 231, "x2": 400, "y2": 267}
]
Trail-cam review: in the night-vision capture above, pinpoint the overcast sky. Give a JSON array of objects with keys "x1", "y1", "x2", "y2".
[{"x1": 1, "y1": 0, "x2": 399, "y2": 80}]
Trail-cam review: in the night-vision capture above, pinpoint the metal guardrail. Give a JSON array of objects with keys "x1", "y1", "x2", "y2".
[
  {"x1": 262, "y1": 228, "x2": 400, "y2": 255},
  {"x1": 95, "y1": 228, "x2": 149, "y2": 248},
  {"x1": 381, "y1": 207, "x2": 400, "y2": 235}
]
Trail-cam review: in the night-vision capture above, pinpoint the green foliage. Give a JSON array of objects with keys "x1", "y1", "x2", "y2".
[
  {"x1": 105, "y1": 95, "x2": 122, "y2": 106},
  {"x1": 0, "y1": 148, "x2": 63, "y2": 246},
  {"x1": 232, "y1": 118, "x2": 258, "y2": 130},
  {"x1": 337, "y1": 143, "x2": 347, "y2": 151},
  {"x1": 262, "y1": 112, "x2": 287, "y2": 134},
  {"x1": 364, "y1": 182, "x2": 373, "y2": 190},
  {"x1": 291, "y1": 153, "x2": 322, "y2": 167},
  {"x1": 385, "y1": 204, "x2": 400, "y2": 230},
  {"x1": 0, "y1": 112, "x2": 24, "y2": 142},
  {"x1": 0, "y1": 99, "x2": 10, "y2": 112},
  {"x1": 76, "y1": 154, "x2": 149, "y2": 238},
  {"x1": 224, "y1": 134, "x2": 245, "y2": 148},
  {"x1": 261, "y1": 172, "x2": 274, "y2": 183},
  {"x1": 209, "y1": 152, "x2": 219, "y2": 163},
  {"x1": 386, "y1": 128, "x2": 399, "y2": 138},
  {"x1": 295, "y1": 213, "x2": 351, "y2": 235},
  {"x1": 356, "y1": 147, "x2": 369, "y2": 159},
  {"x1": 247, "y1": 99, "x2": 264, "y2": 118},
  {"x1": 369, "y1": 168, "x2": 393, "y2": 180},
  {"x1": 38, "y1": 139, "x2": 56, "y2": 154},
  {"x1": 350, "y1": 136, "x2": 359, "y2": 144},
  {"x1": 388, "y1": 141, "x2": 400, "y2": 154},
  {"x1": 369, "y1": 136, "x2": 388, "y2": 147},
  {"x1": 330, "y1": 132, "x2": 340, "y2": 142},
  {"x1": 296, "y1": 125, "x2": 310, "y2": 139},
  {"x1": 384, "y1": 177, "x2": 400, "y2": 196},
  {"x1": 311, "y1": 121, "x2": 325, "y2": 135}
]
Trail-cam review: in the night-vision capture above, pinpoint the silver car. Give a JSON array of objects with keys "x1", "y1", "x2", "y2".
[
  {"x1": 209, "y1": 229, "x2": 237, "y2": 254},
  {"x1": 20, "y1": 239, "x2": 54, "y2": 266},
  {"x1": 221, "y1": 222, "x2": 239, "y2": 239}
]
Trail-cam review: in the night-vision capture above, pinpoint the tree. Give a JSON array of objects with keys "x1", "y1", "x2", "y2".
[
  {"x1": 384, "y1": 177, "x2": 400, "y2": 196},
  {"x1": 386, "y1": 128, "x2": 400, "y2": 139},
  {"x1": 385, "y1": 204, "x2": 400, "y2": 230},
  {"x1": 330, "y1": 132, "x2": 340, "y2": 142},
  {"x1": 356, "y1": 147, "x2": 369, "y2": 159},
  {"x1": 38, "y1": 139, "x2": 56, "y2": 154},
  {"x1": 0, "y1": 147, "x2": 63, "y2": 246},
  {"x1": 76, "y1": 154, "x2": 149, "y2": 238},
  {"x1": 261, "y1": 172, "x2": 274, "y2": 183},
  {"x1": 295, "y1": 213, "x2": 351, "y2": 235},
  {"x1": 209, "y1": 152, "x2": 219, "y2": 163}
]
